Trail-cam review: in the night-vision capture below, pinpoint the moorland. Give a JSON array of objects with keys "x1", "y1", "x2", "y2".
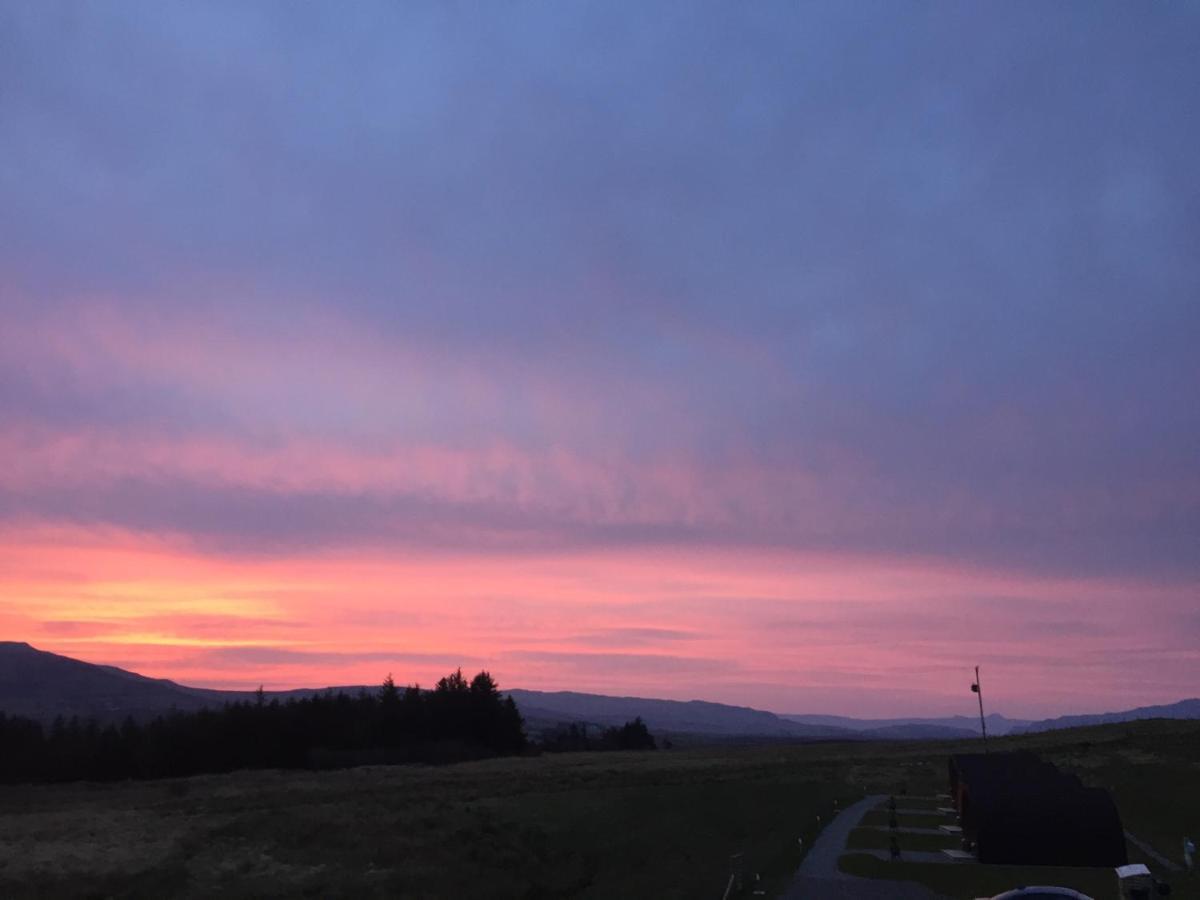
[{"x1": 0, "y1": 718, "x2": 1196, "y2": 899}]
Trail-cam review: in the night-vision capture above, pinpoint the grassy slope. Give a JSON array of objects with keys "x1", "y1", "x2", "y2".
[
  {"x1": 0, "y1": 719, "x2": 1194, "y2": 899},
  {"x1": 846, "y1": 828, "x2": 961, "y2": 853},
  {"x1": 859, "y1": 808, "x2": 949, "y2": 829}
]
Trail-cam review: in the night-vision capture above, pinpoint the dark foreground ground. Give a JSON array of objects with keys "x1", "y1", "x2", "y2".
[{"x1": 0, "y1": 719, "x2": 1195, "y2": 899}]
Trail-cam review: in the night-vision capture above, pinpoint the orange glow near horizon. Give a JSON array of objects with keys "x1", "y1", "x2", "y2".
[{"x1": 4, "y1": 526, "x2": 1196, "y2": 718}]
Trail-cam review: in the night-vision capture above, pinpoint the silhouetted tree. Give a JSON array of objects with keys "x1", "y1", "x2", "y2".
[
  {"x1": 607, "y1": 716, "x2": 656, "y2": 750},
  {"x1": 436, "y1": 668, "x2": 469, "y2": 693},
  {"x1": 379, "y1": 674, "x2": 399, "y2": 704}
]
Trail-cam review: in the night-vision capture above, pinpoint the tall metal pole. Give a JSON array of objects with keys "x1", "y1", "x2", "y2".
[{"x1": 971, "y1": 665, "x2": 988, "y2": 750}]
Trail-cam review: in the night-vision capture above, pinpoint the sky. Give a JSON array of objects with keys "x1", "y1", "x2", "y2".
[{"x1": 1, "y1": 2, "x2": 1197, "y2": 718}]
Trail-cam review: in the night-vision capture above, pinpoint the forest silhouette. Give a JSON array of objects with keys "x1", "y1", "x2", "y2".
[{"x1": 0, "y1": 668, "x2": 526, "y2": 783}]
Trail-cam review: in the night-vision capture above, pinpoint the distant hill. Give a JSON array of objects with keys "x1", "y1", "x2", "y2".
[
  {"x1": 0, "y1": 641, "x2": 212, "y2": 722},
  {"x1": 506, "y1": 689, "x2": 854, "y2": 740},
  {"x1": 0, "y1": 644, "x2": 858, "y2": 740},
  {"x1": 1014, "y1": 698, "x2": 1200, "y2": 733},
  {"x1": 856, "y1": 723, "x2": 980, "y2": 740},
  {"x1": 0, "y1": 642, "x2": 375, "y2": 723},
  {"x1": 4, "y1": 643, "x2": 1197, "y2": 742},
  {"x1": 781, "y1": 712, "x2": 1031, "y2": 737}
]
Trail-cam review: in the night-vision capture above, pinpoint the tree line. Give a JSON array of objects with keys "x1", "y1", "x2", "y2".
[
  {"x1": 0, "y1": 669, "x2": 524, "y2": 783},
  {"x1": 539, "y1": 716, "x2": 656, "y2": 752}
]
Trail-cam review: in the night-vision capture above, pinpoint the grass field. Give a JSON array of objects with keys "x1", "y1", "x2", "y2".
[
  {"x1": 845, "y1": 827, "x2": 961, "y2": 853},
  {"x1": 885, "y1": 795, "x2": 945, "y2": 810},
  {"x1": 859, "y1": 808, "x2": 950, "y2": 829},
  {"x1": 0, "y1": 744, "x2": 869, "y2": 899},
  {"x1": 0, "y1": 719, "x2": 1195, "y2": 898}
]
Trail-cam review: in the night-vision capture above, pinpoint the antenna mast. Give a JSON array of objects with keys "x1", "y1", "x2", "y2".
[{"x1": 971, "y1": 665, "x2": 988, "y2": 750}]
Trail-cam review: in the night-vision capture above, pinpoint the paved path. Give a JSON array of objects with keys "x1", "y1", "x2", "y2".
[
  {"x1": 780, "y1": 795, "x2": 952, "y2": 900},
  {"x1": 793, "y1": 795, "x2": 882, "y2": 880}
]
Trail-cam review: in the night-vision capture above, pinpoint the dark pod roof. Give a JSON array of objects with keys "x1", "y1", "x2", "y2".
[
  {"x1": 949, "y1": 751, "x2": 1127, "y2": 866},
  {"x1": 949, "y1": 750, "x2": 1059, "y2": 789}
]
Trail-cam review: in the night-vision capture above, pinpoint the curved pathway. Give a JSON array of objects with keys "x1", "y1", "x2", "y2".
[{"x1": 780, "y1": 795, "x2": 952, "y2": 900}]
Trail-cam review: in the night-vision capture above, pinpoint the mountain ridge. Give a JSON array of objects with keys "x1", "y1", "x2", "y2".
[
  {"x1": 781, "y1": 711, "x2": 1030, "y2": 736},
  {"x1": 1014, "y1": 697, "x2": 1200, "y2": 733},
  {"x1": 3, "y1": 642, "x2": 1198, "y2": 741}
]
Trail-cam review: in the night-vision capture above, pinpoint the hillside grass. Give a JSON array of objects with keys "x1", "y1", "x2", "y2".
[
  {"x1": 859, "y1": 808, "x2": 950, "y2": 829},
  {"x1": 0, "y1": 719, "x2": 1195, "y2": 899},
  {"x1": 885, "y1": 795, "x2": 946, "y2": 810}
]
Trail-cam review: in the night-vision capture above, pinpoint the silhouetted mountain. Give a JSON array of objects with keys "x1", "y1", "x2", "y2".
[
  {"x1": 5, "y1": 644, "x2": 1196, "y2": 742},
  {"x1": 1014, "y1": 698, "x2": 1200, "y2": 733},
  {"x1": 0, "y1": 645, "x2": 846, "y2": 738},
  {"x1": 511, "y1": 693, "x2": 1020, "y2": 741},
  {"x1": 0, "y1": 641, "x2": 212, "y2": 722},
  {"x1": 857, "y1": 723, "x2": 979, "y2": 740},
  {"x1": 506, "y1": 689, "x2": 856, "y2": 739},
  {"x1": 0, "y1": 643, "x2": 379, "y2": 723},
  {"x1": 781, "y1": 712, "x2": 1031, "y2": 737},
  {"x1": 0, "y1": 646, "x2": 859, "y2": 739}
]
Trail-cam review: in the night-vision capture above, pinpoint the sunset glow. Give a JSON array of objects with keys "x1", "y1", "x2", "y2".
[{"x1": 3, "y1": 2, "x2": 1197, "y2": 718}]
